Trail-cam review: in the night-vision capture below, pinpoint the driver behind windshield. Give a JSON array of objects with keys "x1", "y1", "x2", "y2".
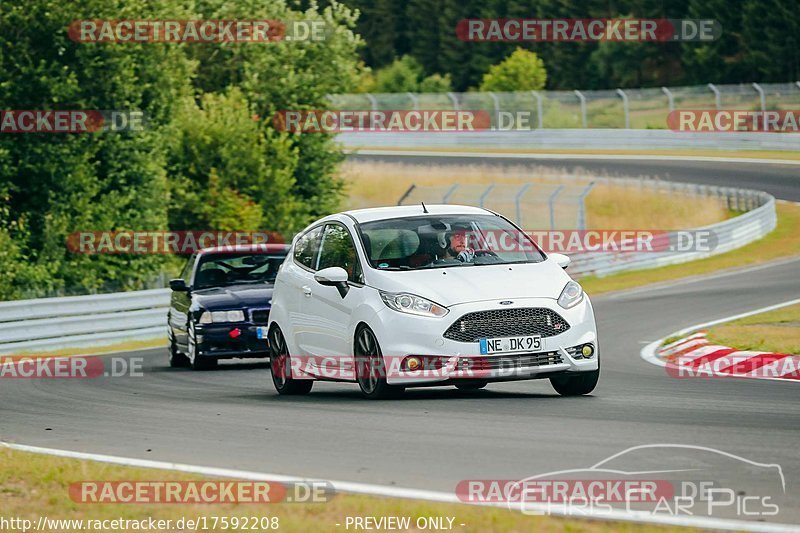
[{"x1": 437, "y1": 225, "x2": 475, "y2": 262}]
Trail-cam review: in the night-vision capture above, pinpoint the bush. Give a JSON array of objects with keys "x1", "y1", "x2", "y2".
[{"x1": 479, "y1": 49, "x2": 547, "y2": 92}]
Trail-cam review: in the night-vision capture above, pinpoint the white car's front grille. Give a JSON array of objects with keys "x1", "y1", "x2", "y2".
[{"x1": 443, "y1": 307, "x2": 571, "y2": 343}]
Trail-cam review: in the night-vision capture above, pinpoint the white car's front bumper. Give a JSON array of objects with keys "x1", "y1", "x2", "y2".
[{"x1": 368, "y1": 296, "x2": 598, "y2": 386}]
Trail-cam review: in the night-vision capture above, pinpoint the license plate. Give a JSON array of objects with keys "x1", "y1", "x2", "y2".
[
  {"x1": 256, "y1": 327, "x2": 269, "y2": 340},
  {"x1": 479, "y1": 335, "x2": 542, "y2": 355}
]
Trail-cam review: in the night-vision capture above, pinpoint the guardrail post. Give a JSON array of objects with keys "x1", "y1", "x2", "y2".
[
  {"x1": 442, "y1": 184, "x2": 460, "y2": 204},
  {"x1": 574, "y1": 90, "x2": 587, "y2": 128},
  {"x1": 488, "y1": 91, "x2": 500, "y2": 117},
  {"x1": 407, "y1": 92, "x2": 419, "y2": 111},
  {"x1": 397, "y1": 184, "x2": 416, "y2": 205},
  {"x1": 447, "y1": 92, "x2": 459, "y2": 111},
  {"x1": 661, "y1": 86, "x2": 674, "y2": 113},
  {"x1": 548, "y1": 185, "x2": 565, "y2": 230},
  {"x1": 366, "y1": 93, "x2": 378, "y2": 112},
  {"x1": 616, "y1": 88, "x2": 630, "y2": 128},
  {"x1": 531, "y1": 90, "x2": 544, "y2": 129},
  {"x1": 752, "y1": 83, "x2": 766, "y2": 113},
  {"x1": 707, "y1": 83, "x2": 721, "y2": 110},
  {"x1": 515, "y1": 183, "x2": 532, "y2": 225},
  {"x1": 478, "y1": 184, "x2": 495, "y2": 208},
  {"x1": 577, "y1": 182, "x2": 595, "y2": 230}
]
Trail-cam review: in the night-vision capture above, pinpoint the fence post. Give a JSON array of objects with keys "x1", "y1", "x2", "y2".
[
  {"x1": 661, "y1": 86, "x2": 674, "y2": 113},
  {"x1": 366, "y1": 93, "x2": 378, "y2": 112},
  {"x1": 577, "y1": 182, "x2": 595, "y2": 230},
  {"x1": 548, "y1": 185, "x2": 565, "y2": 230},
  {"x1": 616, "y1": 88, "x2": 630, "y2": 128},
  {"x1": 752, "y1": 83, "x2": 766, "y2": 113},
  {"x1": 707, "y1": 83, "x2": 721, "y2": 110},
  {"x1": 442, "y1": 184, "x2": 459, "y2": 204},
  {"x1": 447, "y1": 92, "x2": 459, "y2": 111},
  {"x1": 407, "y1": 92, "x2": 419, "y2": 111},
  {"x1": 397, "y1": 184, "x2": 416, "y2": 206},
  {"x1": 515, "y1": 184, "x2": 532, "y2": 225},
  {"x1": 574, "y1": 90, "x2": 587, "y2": 128},
  {"x1": 478, "y1": 184, "x2": 495, "y2": 208},
  {"x1": 531, "y1": 90, "x2": 544, "y2": 129},
  {"x1": 488, "y1": 91, "x2": 500, "y2": 117}
]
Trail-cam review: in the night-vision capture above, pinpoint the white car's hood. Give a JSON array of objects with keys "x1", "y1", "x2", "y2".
[{"x1": 367, "y1": 260, "x2": 573, "y2": 307}]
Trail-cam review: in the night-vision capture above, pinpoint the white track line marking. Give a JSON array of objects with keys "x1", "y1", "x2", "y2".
[
  {"x1": 1, "y1": 441, "x2": 797, "y2": 532},
  {"x1": 349, "y1": 149, "x2": 800, "y2": 166}
]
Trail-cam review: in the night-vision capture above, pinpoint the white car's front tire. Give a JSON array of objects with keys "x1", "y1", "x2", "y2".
[{"x1": 354, "y1": 325, "x2": 405, "y2": 400}]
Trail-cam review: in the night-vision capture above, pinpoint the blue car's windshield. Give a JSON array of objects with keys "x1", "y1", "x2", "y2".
[
  {"x1": 194, "y1": 253, "x2": 286, "y2": 289},
  {"x1": 358, "y1": 214, "x2": 545, "y2": 270}
]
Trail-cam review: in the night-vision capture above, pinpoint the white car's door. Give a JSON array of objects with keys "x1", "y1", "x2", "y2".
[
  {"x1": 284, "y1": 225, "x2": 324, "y2": 356},
  {"x1": 302, "y1": 223, "x2": 365, "y2": 366}
]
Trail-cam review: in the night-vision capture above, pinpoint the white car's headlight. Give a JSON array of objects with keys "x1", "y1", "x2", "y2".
[
  {"x1": 557, "y1": 281, "x2": 584, "y2": 309},
  {"x1": 379, "y1": 291, "x2": 449, "y2": 317},
  {"x1": 199, "y1": 310, "x2": 246, "y2": 324}
]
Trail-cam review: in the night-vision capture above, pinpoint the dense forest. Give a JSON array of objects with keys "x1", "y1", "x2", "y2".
[{"x1": 335, "y1": 0, "x2": 799, "y2": 91}]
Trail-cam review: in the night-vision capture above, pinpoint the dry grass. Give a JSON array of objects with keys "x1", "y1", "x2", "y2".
[
  {"x1": 581, "y1": 202, "x2": 800, "y2": 295},
  {"x1": 584, "y1": 186, "x2": 728, "y2": 230},
  {"x1": 705, "y1": 304, "x2": 800, "y2": 354},
  {"x1": 0, "y1": 338, "x2": 163, "y2": 359},
  {"x1": 0, "y1": 447, "x2": 691, "y2": 533},
  {"x1": 340, "y1": 161, "x2": 728, "y2": 230}
]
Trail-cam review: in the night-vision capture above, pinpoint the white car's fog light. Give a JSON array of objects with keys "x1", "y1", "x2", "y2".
[
  {"x1": 581, "y1": 344, "x2": 594, "y2": 358},
  {"x1": 403, "y1": 356, "x2": 422, "y2": 371}
]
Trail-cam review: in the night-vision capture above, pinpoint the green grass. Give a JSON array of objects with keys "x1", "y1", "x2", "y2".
[
  {"x1": 705, "y1": 304, "x2": 800, "y2": 354},
  {"x1": 0, "y1": 447, "x2": 693, "y2": 533}
]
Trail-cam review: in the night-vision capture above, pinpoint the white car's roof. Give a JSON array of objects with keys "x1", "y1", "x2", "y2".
[{"x1": 344, "y1": 204, "x2": 491, "y2": 223}]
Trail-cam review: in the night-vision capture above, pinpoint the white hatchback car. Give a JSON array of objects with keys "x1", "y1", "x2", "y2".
[{"x1": 267, "y1": 204, "x2": 599, "y2": 399}]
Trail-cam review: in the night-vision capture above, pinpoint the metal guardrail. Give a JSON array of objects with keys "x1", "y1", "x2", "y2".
[
  {"x1": 330, "y1": 82, "x2": 800, "y2": 130},
  {"x1": 395, "y1": 177, "x2": 777, "y2": 278},
  {"x1": 0, "y1": 182, "x2": 777, "y2": 354},
  {"x1": 338, "y1": 129, "x2": 800, "y2": 152},
  {"x1": 0, "y1": 289, "x2": 170, "y2": 355},
  {"x1": 568, "y1": 188, "x2": 776, "y2": 278}
]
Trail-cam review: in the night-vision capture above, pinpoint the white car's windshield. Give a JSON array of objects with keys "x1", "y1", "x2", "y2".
[{"x1": 358, "y1": 214, "x2": 545, "y2": 270}]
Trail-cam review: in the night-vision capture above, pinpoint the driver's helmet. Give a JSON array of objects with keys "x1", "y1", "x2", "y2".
[{"x1": 438, "y1": 222, "x2": 474, "y2": 260}]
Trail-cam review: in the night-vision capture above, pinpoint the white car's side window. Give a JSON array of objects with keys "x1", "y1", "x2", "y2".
[
  {"x1": 317, "y1": 224, "x2": 364, "y2": 284},
  {"x1": 293, "y1": 225, "x2": 324, "y2": 271}
]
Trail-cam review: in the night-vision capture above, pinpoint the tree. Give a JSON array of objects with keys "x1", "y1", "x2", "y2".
[
  {"x1": 480, "y1": 48, "x2": 547, "y2": 92},
  {"x1": 0, "y1": 0, "x2": 194, "y2": 296}
]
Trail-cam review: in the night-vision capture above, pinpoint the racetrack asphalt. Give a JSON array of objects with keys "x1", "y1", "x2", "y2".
[
  {"x1": 348, "y1": 153, "x2": 800, "y2": 201},
  {"x1": 2, "y1": 157, "x2": 799, "y2": 527}
]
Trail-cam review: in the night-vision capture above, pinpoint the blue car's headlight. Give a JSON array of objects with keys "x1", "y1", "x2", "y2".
[{"x1": 199, "y1": 310, "x2": 246, "y2": 324}]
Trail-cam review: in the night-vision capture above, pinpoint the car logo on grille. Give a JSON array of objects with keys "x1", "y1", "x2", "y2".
[{"x1": 499, "y1": 301, "x2": 513, "y2": 305}]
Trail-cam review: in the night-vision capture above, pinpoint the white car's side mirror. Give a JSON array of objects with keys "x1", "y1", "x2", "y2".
[
  {"x1": 549, "y1": 253, "x2": 571, "y2": 269},
  {"x1": 314, "y1": 266, "x2": 350, "y2": 297}
]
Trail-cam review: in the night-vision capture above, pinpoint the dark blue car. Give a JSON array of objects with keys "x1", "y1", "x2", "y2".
[{"x1": 167, "y1": 244, "x2": 289, "y2": 370}]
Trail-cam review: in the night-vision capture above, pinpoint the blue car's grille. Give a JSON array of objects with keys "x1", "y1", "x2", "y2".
[{"x1": 250, "y1": 309, "x2": 270, "y2": 325}]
